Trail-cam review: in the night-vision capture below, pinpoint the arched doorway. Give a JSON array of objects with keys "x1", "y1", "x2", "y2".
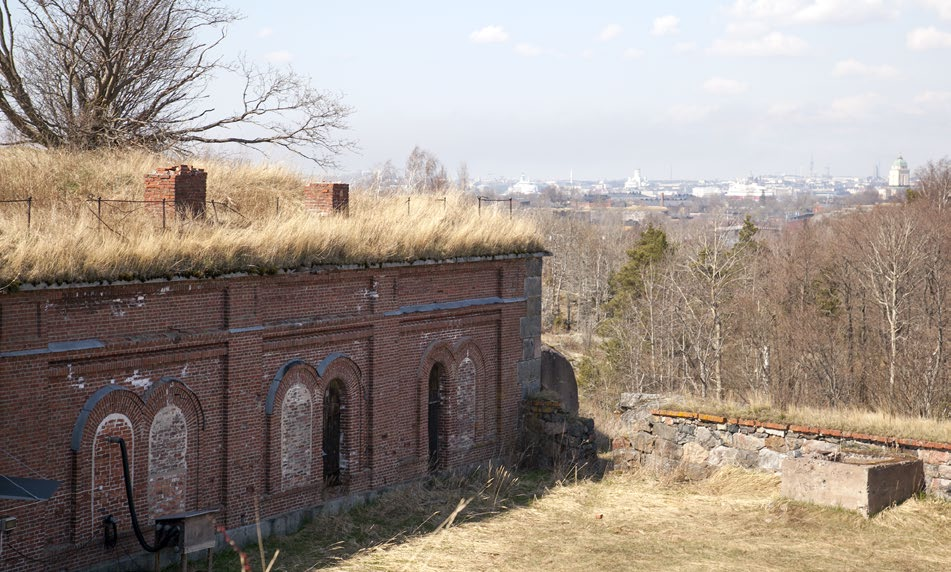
[
  {"x1": 323, "y1": 379, "x2": 344, "y2": 485},
  {"x1": 428, "y1": 364, "x2": 444, "y2": 472}
]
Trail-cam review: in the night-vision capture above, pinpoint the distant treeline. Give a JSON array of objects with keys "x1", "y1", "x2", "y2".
[{"x1": 544, "y1": 159, "x2": 951, "y2": 418}]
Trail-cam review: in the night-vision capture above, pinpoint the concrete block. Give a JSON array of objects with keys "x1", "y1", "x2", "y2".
[
  {"x1": 519, "y1": 316, "x2": 541, "y2": 339},
  {"x1": 781, "y1": 456, "x2": 924, "y2": 516},
  {"x1": 524, "y1": 276, "x2": 542, "y2": 298},
  {"x1": 526, "y1": 295, "x2": 541, "y2": 317},
  {"x1": 540, "y1": 346, "x2": 579, "y2": 415},
  {"x1": 522, "y1": 338, "x2": 535, "y2": 361},
  {"x1": 525, "y1": 256, "x2": 543, "y2": 277}
]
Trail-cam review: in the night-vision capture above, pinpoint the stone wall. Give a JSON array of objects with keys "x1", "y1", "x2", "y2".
[
  {"x1": 520, "y1": 398, "x2": 597, "y2": 475},
  {"x1": 612, "y1": 405, "x2": 951, "y2": 499},
  {"x1": 0, "y1": 254, "x2": 543, "y2": 572}
]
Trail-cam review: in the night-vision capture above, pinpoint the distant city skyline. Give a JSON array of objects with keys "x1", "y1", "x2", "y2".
[{"x1": 218, "y1": 1, "x2": 951, "y2": 181}]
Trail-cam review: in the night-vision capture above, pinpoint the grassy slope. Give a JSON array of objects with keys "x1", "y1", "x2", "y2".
[
  {"x1": 0, "y1": 149, "x2": 543, "y2": 289},
  {"x1": 213, "y1": 467, "x2": 951, "y2": 572},
  {"x1": 326, "y1": 468, "x2": 951, "y2": 572}
]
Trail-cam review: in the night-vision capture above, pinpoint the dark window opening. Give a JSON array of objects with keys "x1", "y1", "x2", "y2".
[
  {"x1": 323, "y1": 380, "x2": 343, "y2": 485},
  {"x1": 428, "y1": 364, "x2": 444, "y2": 472}
]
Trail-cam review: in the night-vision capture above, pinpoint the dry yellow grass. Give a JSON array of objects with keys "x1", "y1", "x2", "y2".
[
  {"x1": 325, "y1": 467, "x2": 951, "y2": 572},
  {"x1": 0, "y1": 149, "x2": 543, "y2": 289},
  {"x1": 660, "y1": 395, "x2": 951, "y2": 444}
]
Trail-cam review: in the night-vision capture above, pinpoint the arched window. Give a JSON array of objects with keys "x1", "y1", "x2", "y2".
[
  {"x1": 148, "y1": 405, "x2": 187, "y2": 517},
  {"x1": 281, "y1": 383, "x2": 313, "y2": 490},
  {"x1": 455, "y1": 357, "x2": 476, "y2": 452},
  {"x1": 91, "y1": 414, "x2": 134, "y2": 535},
  {"x1": 323, "y1": 379, "x2": 344, "y2": 485},
  {"x1": 427, "y1": 363, "x2": 446, "y2": 472}
]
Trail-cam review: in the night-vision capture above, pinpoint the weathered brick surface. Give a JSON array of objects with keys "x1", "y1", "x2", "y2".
[
  {"x1": 0, "y1": 254, "x2": 541, "y2": 572},
  {"x1": 144, "y1": 164, "x2": 207, "y2": 220},
  {"x1": 303, "y1": 182, "x2": 349, "y2": 216}
]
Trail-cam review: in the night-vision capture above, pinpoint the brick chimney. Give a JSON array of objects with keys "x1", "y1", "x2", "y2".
[
  {"x1": 303, "y1": 183, "x2": 349, "y2": 216},
  {"x1": 144, "y1": 165, "x2": 207, "y2": 220}
]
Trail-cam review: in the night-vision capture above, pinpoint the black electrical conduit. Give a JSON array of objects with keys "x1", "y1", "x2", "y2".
[{"x1": 106, "y1": 436, "x2": 177, "y2": 552}]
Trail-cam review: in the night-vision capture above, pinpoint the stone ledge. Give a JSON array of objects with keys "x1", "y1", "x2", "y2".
[{"x1": 649, "y1": 409, "x2": 951, "y2": 453}]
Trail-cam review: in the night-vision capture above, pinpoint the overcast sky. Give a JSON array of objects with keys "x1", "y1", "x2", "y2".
[{"x1": 223, "y1": 0, "x2": 951, "y2": 181}]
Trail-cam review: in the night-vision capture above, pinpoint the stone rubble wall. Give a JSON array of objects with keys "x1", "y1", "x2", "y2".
[
  {"x1": 521, "y1": 398, "x2": 598, "y2": 475},
  {"x1": 611, "y1": 406, "x2": 951, "y2": 499}
]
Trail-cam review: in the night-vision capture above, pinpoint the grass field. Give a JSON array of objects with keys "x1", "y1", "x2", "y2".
[
  {"x1": 0, "y1": 149, "x2": 543, "y2": 289},
  {"x1": 213, "y1": 465, "x2": 951, "y2": 572}
]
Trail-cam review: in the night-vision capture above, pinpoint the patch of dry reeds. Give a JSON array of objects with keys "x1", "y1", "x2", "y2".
[{"x1": 0, "y1": 149, "x2": 543, "y2": 289}]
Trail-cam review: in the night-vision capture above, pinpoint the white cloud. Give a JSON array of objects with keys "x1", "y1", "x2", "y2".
[
  {"x1": 470, "y1": 25, "x2": 509, "y2": 44},
  {"x1": 729, "y1": 0, "x2": 896, "y2": 25},
  {"x1": 652, "y1": 15, "x2": 680, "y2": 36},
  {"x1": 710, "y1": 31, "x2": 808, "y2": 56},
  {"x1": 703, "y1": 77, "x2": 750, "y2": 95},
  {"x1": 667, "y1": 104, "x2": 717, "y2": 123},
  {"x1": 257, "y1": 27, "x2": 273, "y2": 39},
  {"x1": 623, "y1": 48, "x2": 645, "y2": 59},
  {"x1": 515, "y1": 43, "x2": 543, "y2": 57},
  {"x1": 917, "y1": 0, "x2": 951, "y2": 20},
  {"x1": 581, "y1": 48, "x2": 595, "y2": 59},
  {"x1": 264, "y1": 50, "x2": 293, "y2": 63},
  {"x1": 832, "y1": 59, "x2": 898, "y2": 79},
  {"x1": 674, "y1": 42, "x2": 697, "y2": 53},
  {"x1": 726, "y1": 21, "x2": 772, "y2": 37},
  {"x1": 824, "y1": 92, "x2": 883, "y2": 120},
  {"x1": 907, "y1": 26, "x2": 951, "y2": 50},
  {"x1": 599, "y1": 24, "x2": 622, "y2": 41},
  {"x1": 915, "y1": 90, "x2": 951, "y2": 105},
  {"x1": 768, "y1": 101, "x2": 804, "y2": 118}
]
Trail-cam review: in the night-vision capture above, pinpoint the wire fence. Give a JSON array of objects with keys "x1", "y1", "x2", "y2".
[
  {"x1": 478, "y1": 196, "x2": 514, "y2": 217},
  {"x1": 0, "y1": 197, "x2": 32, "y2": 231},
  {"x1": 0, "y1": 193, "x2": 521, "y2": 236}
]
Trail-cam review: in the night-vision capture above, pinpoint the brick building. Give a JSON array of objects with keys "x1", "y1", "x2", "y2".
[{"x1": 0, "y1": 170, "x2": 544, "y2": 571}]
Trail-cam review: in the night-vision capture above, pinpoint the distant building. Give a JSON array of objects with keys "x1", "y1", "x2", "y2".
[
  {"x1": 508, "y1": 174, "x2": 539, "y2": 194},
  {"x1": 888, "y1": 154, "x2": 910, "y2": 188},
  {"x1": 884, "y1": 154, "x2": 910, "y2": 199},
  {"x1": 624, "y1": 169, "x2": 647, "y2": 190}
]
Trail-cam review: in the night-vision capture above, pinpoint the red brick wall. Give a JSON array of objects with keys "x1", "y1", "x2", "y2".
[
  {"x1": 144, "y1": 165, "x2": 207, "y2": 220},
  {"x1": 303, "y1": 183, "x2": 349, "y2": 216},
  {"x1": 0, "y1": 255, "x2": 540, "y2": 571}
]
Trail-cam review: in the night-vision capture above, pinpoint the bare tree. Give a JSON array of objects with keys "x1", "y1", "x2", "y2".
[
  {"x1": 0, "y1": 0, "x2": 351, "y2": 164},
  {"x1": 912, "y1": 158, "x2": 951, "y2": 211},
  {"x1": 849, "y1": 208, "x2": 928, "y2": 406}
]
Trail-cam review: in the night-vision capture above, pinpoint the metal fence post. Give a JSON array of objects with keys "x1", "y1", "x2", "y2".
[
  {"x1": 162, "y1": 198, "x2": 167, "y2": 230},
  {"x1": 97, "y1": 196, "x2": 102, "y2": 234},
  {"x1": 26, "y1": 196, "x2": 32, "y2": 231}
]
